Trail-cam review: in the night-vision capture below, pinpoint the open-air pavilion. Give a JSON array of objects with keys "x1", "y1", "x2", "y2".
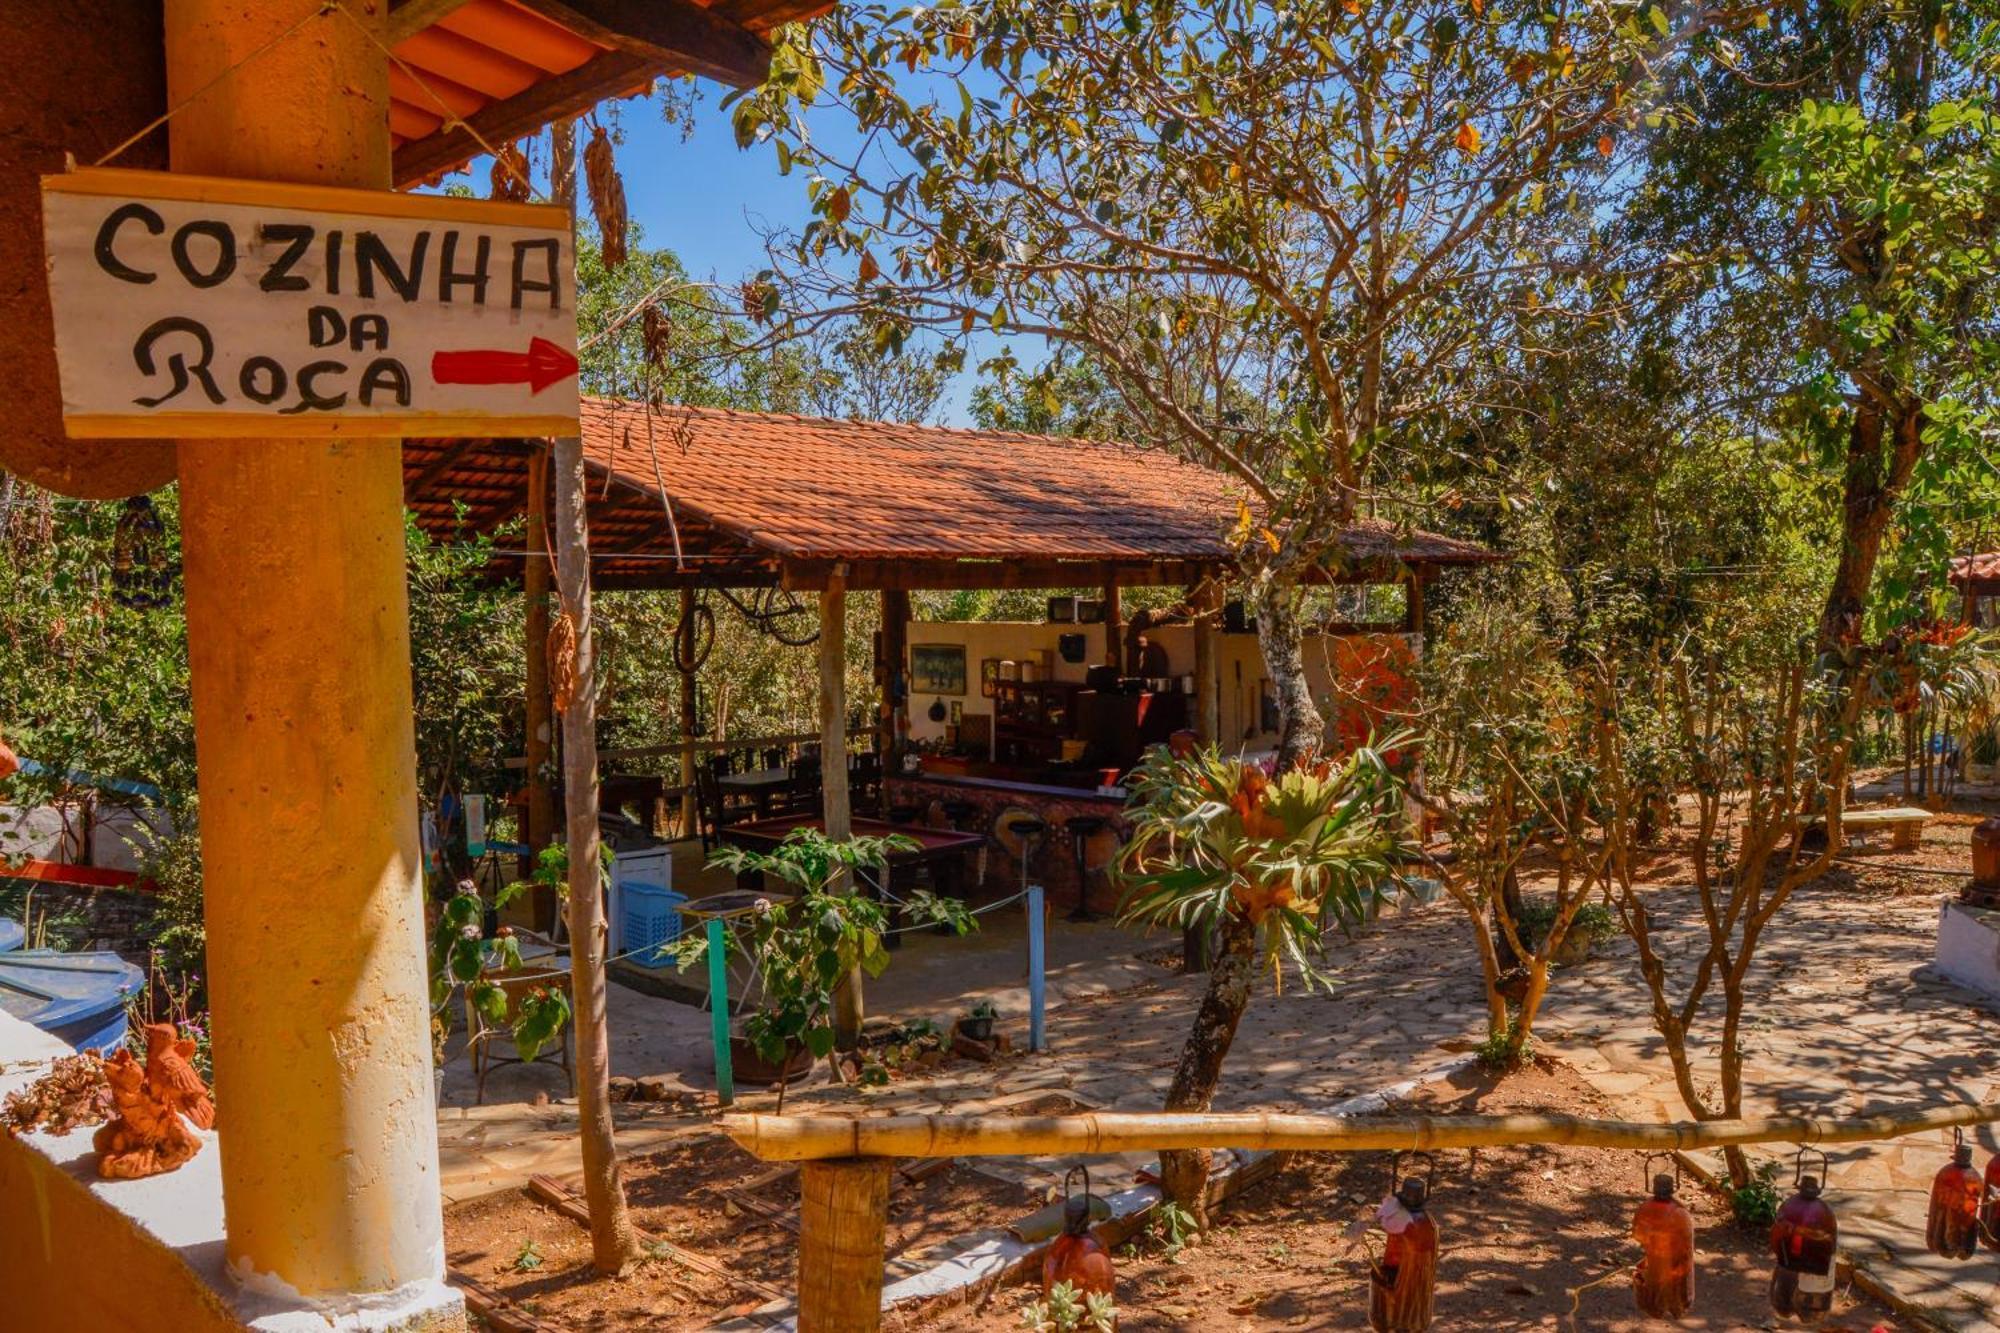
[{"x1": 402, "y1": 398, "x2": 1501, "y2": 981}]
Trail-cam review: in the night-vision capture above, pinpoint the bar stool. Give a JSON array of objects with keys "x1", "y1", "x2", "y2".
[
  {"x1": 940, "y1": 799, "x2": 989, "y2": 888},
  {"x1": 996, "y1": 811, "x2": 1047, "y2": 902},
  {"x1": 1064, "y1": 814, "x2": 1110, "y2": 922}
]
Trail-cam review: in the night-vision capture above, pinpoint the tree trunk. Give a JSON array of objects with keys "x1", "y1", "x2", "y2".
[
  {"x1": 550, "y1": 115, "x2": 636, "y2": 1276},
  {"x1": 1251, "y1": 576, "x2": 1322, "y2": 770},
  {"x1": 1159, "y1": 916, "x2": 1258, "y2": 1222},
  {"x1": 1816, "y1": 400, "x2": 1924, "y2": 651}
]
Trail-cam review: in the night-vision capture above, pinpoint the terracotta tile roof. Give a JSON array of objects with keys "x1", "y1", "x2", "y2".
[
  {"x1": 580, "y1": 398, "x2": 1237, "y2": 563},
  {"x1": 1951, "y1": 553, "x2": 2000, "y2": 586},
  {"x1": 575, "y1": 398, "x2": 1501, "y2": 569},
  {"x1": 402, "y1": 399, "x2": 1501, "y2": 585}
]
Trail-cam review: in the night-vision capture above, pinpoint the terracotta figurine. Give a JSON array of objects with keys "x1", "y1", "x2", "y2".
[
  {"x1": 91, "y1": 1032, "x2": 211, "y2": 1180},
  {"x1": 143, "y1": 1021, "x2": 215, "y2": 1130}
]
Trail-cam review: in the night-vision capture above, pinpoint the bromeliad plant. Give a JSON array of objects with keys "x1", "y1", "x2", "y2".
[
  {"x1": 1118, "y1": 741, "x2": 1409, "y2": 1218},
  {"x1": 674, "y1": 828, "x2": 975, "y2": 1109},
  {"x1": 427, "y1": 879, "x2": 572, "y2": 1067}
]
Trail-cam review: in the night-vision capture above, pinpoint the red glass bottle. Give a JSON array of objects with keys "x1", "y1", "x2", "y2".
[
  {"x1": 1925, "y1": 1141, "x2": 1982, "y2": 1260},
  {"x1": 1370, "y1": 1174, "x2": 1439, "y2": 1332},
  {"x1": 1042, "y1": 1167, "x2": 1114, "y2": 1312},
  {"x1": 1982, "y1": 1153, "x2": 2000, "y2": 1254},
  {"x1": 1769, "y1": 1168, "x2": 1837, "y2": 1319},
  {"x1": 1632, "y1": 1170, "x2": 1695, "y2": 1318}
]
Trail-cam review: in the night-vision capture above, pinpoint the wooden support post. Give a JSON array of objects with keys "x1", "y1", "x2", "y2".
[
  {"x1": 820, "y1": 567, "x2": 861, "y2": 1042},
  {"x1": 1102, "y1": 581, "x2": 1123, "y2": 671},
  {"x1": 678, "y1": 587, "x2": 699, "y2": 838},
  {"x1": 1405, "y1": 569, "x2": 1427, "y2": 637},
  {"x1": 877, "y1": 588, "x2": 910, "y2": 775},
  {"x1": 525, "y1": 446, "x2": 558, "y2": 927},
  {"x1": 1192, "y1": 580, "x2": 1221, "y2": 744},
  {"x1": 797, "y1": 1158, "x2": 891, "y2": 1333},
  {"x1": 707, "y1": 916, "x2": 733, "y2": 1107}
]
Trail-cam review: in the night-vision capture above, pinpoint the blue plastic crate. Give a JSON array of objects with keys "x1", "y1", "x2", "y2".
[{"x1": 620, "y1": 882, "x2": 687, "y2": 961}]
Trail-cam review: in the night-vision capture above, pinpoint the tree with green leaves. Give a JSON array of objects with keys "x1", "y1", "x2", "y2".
[
  {"x1": 1628, "y1": 0, "x2": 2000, "y2": 646},
  {"x1": 735, "y1": 0, "x2": 1765, "y2": 763}
]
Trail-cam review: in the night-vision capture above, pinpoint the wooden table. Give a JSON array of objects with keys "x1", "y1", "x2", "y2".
[
  {"x1": 718, "y1": 814, "x2": 986, "y2": 946},
  {"x1": 718, "y1": 767, "x2": 795, "y2": 817}
]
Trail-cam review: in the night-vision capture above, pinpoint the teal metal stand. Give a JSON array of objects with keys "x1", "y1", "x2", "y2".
[
  {"x1": 707, "y1": 916, "x2": 734, "y2": 1106},
  {"x1": 1026, "y1": 885, "x2": 1047, "y2": 1052}
]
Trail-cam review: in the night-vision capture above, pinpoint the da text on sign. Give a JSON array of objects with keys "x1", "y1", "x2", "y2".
[{"x1": 42, "y1": 168, "x2": 579, "y2": 439}]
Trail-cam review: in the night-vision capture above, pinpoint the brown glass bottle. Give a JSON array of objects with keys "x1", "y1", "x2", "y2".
[
  {"x1": 1769, "y1": 1175, "x2": 1838, "y2": 1318},
  {"x1": 1632, "y1": 1173, "x2": 1695, "y2": 1318},
  {"x1": 1369, "y1": 1177, "x2": 1439, "y2": 1332},
  {"x1": 1926, "y1": 1144, "x2": 1982, "y2": 1260},
  {"x1": 1043, "y1": 1181, "x2": 1114, "y2": 1323}
]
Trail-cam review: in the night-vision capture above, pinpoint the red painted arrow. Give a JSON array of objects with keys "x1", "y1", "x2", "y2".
[{"x1": 432, "y1": 336, "x2": 578, "y2": 395}]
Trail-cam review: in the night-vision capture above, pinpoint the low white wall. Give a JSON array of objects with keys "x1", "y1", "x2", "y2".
[{"x1": 1936, "y1": 901, "x2": 2000, "y2": 1002}]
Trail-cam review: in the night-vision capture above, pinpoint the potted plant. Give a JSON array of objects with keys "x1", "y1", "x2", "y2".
[
  {"x1": 676, "y1": 829, "x2": 975, "y2": 1109},
  {"x1": 957, "y1": 998, "x2": 999, "y2": 1044}
]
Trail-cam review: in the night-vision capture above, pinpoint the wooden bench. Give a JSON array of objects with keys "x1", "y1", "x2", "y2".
[{"x1": 1820, "y1": 805, "x2": 1932, "y2": 851}]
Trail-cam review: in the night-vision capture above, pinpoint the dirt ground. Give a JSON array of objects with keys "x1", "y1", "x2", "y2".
[
  {"x1": 921, "y1": 1059, "x2": 1902, "y2": 1333},
  {"x1": 447, "y1": 1122, "x2": 1046, "y2": 1330}
]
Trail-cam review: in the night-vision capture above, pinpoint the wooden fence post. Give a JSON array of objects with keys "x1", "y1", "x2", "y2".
[{"x1": 798, "y1": 1158, "x2": 891, "y2": 1332}]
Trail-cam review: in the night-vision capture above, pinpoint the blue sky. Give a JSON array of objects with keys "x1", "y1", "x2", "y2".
[{"x1": 585, "y1": 86, "x2": 989, "y2": 424}]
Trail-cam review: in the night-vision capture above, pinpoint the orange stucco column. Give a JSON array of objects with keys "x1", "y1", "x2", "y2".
[{"x1": 166, "y1": 0, "x2": 448, "y2": 1307}]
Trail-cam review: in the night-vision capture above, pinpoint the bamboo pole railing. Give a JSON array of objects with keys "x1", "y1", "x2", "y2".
[
  {"x1": 723, "y1": 1100, "x2": 2000, "y2": 1162},
  {"x1": 734, "y1": 1102, "x2": 2000, "y2": 1332}
]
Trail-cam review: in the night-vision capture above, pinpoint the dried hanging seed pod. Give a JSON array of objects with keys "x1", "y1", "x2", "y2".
[
  {"x1": 584, "y1": 123, "x2": 628, "y2": 271},
  {"x1": 641, "y1": 303, "x2": 672, "y2": 373},
  {"x1": 548, "y1": 609, "x2": 578, "y2": 714},
  {"x1": 490, "y1": 140, "x2": 532, "y2": 203}
]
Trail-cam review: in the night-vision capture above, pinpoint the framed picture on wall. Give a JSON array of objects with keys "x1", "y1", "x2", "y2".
[
  {"x1": 950, "y1": 700, "x2": 964, "y2": 725},
  {"x1": 980, "y1": 657, "x2": 1001, "y2": 698},
  {"x1": 911, "y1": 643, "x2": 968, "y2": 695}
]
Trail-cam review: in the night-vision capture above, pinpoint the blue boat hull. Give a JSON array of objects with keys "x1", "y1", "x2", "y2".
[{"x1": 0, "y1": 950, "x2": 145, "y2": 1055}]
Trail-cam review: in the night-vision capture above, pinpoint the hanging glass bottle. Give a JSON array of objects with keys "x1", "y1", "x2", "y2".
[
  {"x1": 1632, "y1": 1154, "x2": 1694, "y2": 1319},
  {"x1": 1925, "y1": 1129, "x2": 1982, "y2": 1260},
  {"x1": 1042, "y1": 1165, "x2": 1115, "y2": 1310},
  {"x1": 1769, "y1": 1148, "x2": 1838, "y2": 1319},
  {"x1": 1369, "y1": 1151, "x2": 1439, "y2": 1332}
]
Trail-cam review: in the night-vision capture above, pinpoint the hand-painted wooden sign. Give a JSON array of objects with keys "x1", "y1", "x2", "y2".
[{"x1": 41, "y1": 168, "x2": 578, "y2": 438}]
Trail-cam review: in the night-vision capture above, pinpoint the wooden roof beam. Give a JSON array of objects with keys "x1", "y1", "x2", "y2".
[
  {"x1": 394, "y1": 49, "x2": 651, "y2": 185},
  {"x1": 387, "y1": 0, "x2": 481, "y2": 44},
  {"x1": 516, "y1": 0, "x2": 773, "y2": 87}
]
